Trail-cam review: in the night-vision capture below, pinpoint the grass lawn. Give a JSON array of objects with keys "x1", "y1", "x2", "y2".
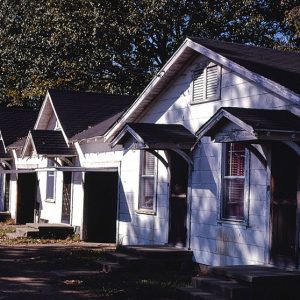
[{"x1": 0, "y1": 221, "x2": 194, "y2": 299}]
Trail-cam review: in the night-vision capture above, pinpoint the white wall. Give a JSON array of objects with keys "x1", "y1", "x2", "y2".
[{"x1": 116, "y1": 53, "x2": 299, "y2": 266}]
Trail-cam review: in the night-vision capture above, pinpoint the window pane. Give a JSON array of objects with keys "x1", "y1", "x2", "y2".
[
  {"x1": 140, "y1": 177, "x2": 154, "y2": 209},
  {"x1": 139, "y1": 151, "x2": 155, "y2": 210},
  {"x1": 225, "y1": 143, "x2": 245, "y2": 176},
  {"x1": 46, "y1": 171, "x2": 55, "y2": 199},
  {"x1": 223, "y1": 178, "x2": 244, "y2": 220}
]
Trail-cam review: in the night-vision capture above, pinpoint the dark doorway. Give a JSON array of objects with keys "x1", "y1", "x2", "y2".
[
  {"x1": 17, "y1": 173, "x2": 37, "y2": 224},
  {"x1": 4, "y1": 174, "x2": 10, "y2": 211},
  {"x1": 168, "y1": 151, "x2": 189, "y2": 247},
  {"x1": 61, "y1": 172, "x2": 72, "y2": 224},
  {"x1": 270, "y1": 142, "x2": 299, "y2": 268},
  {"x1": 83, "y1": 171, "x2": 118, "y2": 243}
]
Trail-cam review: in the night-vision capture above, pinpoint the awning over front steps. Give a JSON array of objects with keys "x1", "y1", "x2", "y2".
[{"x1": 196, "y1": 107, "x2": 300, "y2": 143}]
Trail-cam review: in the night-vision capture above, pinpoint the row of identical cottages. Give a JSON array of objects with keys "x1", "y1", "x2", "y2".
[{"x1": 1, "y1": 38, "x2": 300, "y2": 269}]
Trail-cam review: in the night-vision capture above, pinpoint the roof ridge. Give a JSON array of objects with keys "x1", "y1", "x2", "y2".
[
  {"x1": 188, "y1": 37, "x2": 300, "y2": 56},
  {"x1": 48, "y1": 88, "x2": 135, "y2": 99}
]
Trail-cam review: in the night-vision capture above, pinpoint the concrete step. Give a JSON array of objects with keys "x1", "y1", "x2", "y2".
[
  {"x1": 15, "y1": 227, "x2": 40, "y2": 237},
  {"x1": 210, "y1": 265, "x2": 300, "y2": 285},
  {"x1": 177, "y1": 287, "x2": 225, "y2": 300},
  {"x1": 192, "y1": 277, "x2": 250, "y2": 300},
  {"x1": 104, "y1": 252, "x2": 144, "y2": 267},
  {"x1": 25, "y1": 223, "x2": 74, "y2": 239}
]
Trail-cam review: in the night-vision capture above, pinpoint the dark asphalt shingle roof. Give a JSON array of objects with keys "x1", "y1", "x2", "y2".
[
  {"x1": 125, "y1": 123, "x2": 197, "y2": 146},
  {"x1": 48, "y1": 89, "x2": 136, "y2": 139},
  {"x1": 189, "y1": 37, "x2": 300, "y2": 95},
  {"x1": 222, "y1": 107, "x2": 300, "y2": 132},
  {"x1": 0, "y1": 107, "x2": 38, "y2": 146},
  {"x1": 30, "y1": 130, "x2": 75, "y2": 156}
]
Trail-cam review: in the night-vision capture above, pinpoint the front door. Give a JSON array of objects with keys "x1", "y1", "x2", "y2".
[
  {"x1": 61, "y1": 171, "x2": 72, "y2": 224},
  {"x1": 270, "y1": 142, "x2": 299, "y2": 267},
  {"x1": 17, "y1": 173, "x2": 37, "y2": 224},
  {"x1": 168, "y1": 151, "x2": 189, "y2": 247},
  {"x1": 83, "y1": 172, "x2": 118, "y2": 243}
]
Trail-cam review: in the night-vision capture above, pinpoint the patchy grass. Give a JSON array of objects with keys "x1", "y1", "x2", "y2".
[
  {"x1": 67, "y1": 269, "x2": 191, "y2": 299},
  {"x1": 0, "y1": 225, "x2": 16, "y2": 239}
]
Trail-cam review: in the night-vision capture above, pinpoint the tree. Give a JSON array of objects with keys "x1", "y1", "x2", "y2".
[{"x1": 0, "y1": 0, "x2": 299, "y2": 107}]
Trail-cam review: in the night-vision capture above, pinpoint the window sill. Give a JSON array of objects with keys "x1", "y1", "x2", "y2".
[
  {"x1": 191, "y1": 97, "x2": 220, "y2": 105},
  {"x1": 217, "y1": 219, "x2": 249, "y2": 228},
  {"x1": 135, "y1": 209, "x2": 156, "y2": 215},
  {"x1": 45, "y1": 198, "x2": 55, "y2": 203}
]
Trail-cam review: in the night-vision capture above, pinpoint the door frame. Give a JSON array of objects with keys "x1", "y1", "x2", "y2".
[
  {"x1": 269, "y1": 142, "x2": 300, "y2": 268},
  {"x1": 167, "y1": 151, "x2": 189, "y2": 247},
  {"x1": 82, "y1": 168, "x2": 119, "y2": 242}
]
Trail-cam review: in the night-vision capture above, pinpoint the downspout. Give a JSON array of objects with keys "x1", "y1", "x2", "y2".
[
  {"x1": 188, "y1": 162, "x2": 193, "y2": 250},
  {"x1": 116, "y1": 160, "x2": 122, "y2": 245}
]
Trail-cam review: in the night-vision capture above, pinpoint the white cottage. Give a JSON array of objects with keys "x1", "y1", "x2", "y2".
[
  {"x1": 20, "y1": 89, "x2": 135, "y2": 243},
  {"x1": 11, "y1": 37, "x2": 300, "y2": 270},
  {"x1": 103, "y1": 38, "x2": 300, "y2": 269}
]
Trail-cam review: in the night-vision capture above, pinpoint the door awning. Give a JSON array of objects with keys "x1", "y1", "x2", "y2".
[
  {"x1": 111, "y1": 123, "x2": 197, "y2": 150},
  {"x1": 196, "y1": 107, "x2": 300, "y2": 143},
  {"x1": 22, "y1": 130, "x2": 76, "y2": 158}
]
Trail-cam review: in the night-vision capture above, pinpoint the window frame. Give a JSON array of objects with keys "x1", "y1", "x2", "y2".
[
  {"x1": 191, "y1": 62, "x2": 221, "y2": 104},
  {"x1": 219, "y1": 143, "x2": 250, "y2": 224},
  {"x1": 137, "y1": 150, "x2": 157, "y2": 214},
  {"x1": 45, "y1": 159, "x2": 56, "y2": 202}
]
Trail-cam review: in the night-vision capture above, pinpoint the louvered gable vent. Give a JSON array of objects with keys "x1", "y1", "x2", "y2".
[{"x1": 193, "y1": 63, "x2": 220, "y2": 103}]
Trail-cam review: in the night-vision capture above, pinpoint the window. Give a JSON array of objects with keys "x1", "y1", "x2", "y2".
[
  {"x1": 192, "y1": 63, "x2": 221, "y2": 103},
  {"x1": 221, "y1": 143, "x2": 248, "y2": 221},
  {"x1": 46, "y1": 160, "x2": 56, "y2": 200},
  {"x1": 138, "y1": 151, "x2": 156, "y2": 211}
]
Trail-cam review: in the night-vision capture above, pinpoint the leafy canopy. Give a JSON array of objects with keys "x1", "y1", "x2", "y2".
[{"x1": 0, "y1": 0, "x2": 299, "y2": 107}]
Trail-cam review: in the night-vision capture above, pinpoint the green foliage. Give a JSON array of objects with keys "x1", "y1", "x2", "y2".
[{"x1": 0, "y1": 0, "x2": 299, "y2": 107}]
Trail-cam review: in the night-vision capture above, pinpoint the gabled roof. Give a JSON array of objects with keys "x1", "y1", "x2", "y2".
[
  {"x1": 46, "y1": 89, "x2": 136, "y2": 140},
  {"x1": 196, "y1": 107, "x2": 300, "y2": 143},
  {"x1": 71, "y1": 111, "x2": 124, "y2": 142},
  {"x1": 105, "y1": 38, "x2": 300, "y2": 142},
  {"x1": 112, "y1": 123, "x2": 197, "y2": 149},
  {"x1": 189, "y1": 37, "x2": 300, "y2": 95},
  {"x1": 0, "y1": 107, "x2": 38, "y2": 147},
  {"x1": 23, "y1": 130, "x2": 75, "y2": 157}
]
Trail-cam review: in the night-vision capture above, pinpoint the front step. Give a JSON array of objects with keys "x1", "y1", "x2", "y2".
[
  {"x1": 192, "y1": 277, "x2": 250, "y2": 300},
  {"x1": 26, "y1": 223, "x2": 74, "y2": 239},
  {"x1": 100, "y1": 245, "x2": 194, "y2": 276},
  {"x1": 210, "y1": 265, "x2": 300, "y2": 284},
  {"x1": 178, "y1": 265, "x2": 300, "y2": 300},
  {"x1": 0, "y1": 212, "x2": 11, "y2": 222},
  {"x1": 177, "y1": 287, "x2": 225, "y2": 300},
  {"x1": 6, "y1": 223, "x2": 74, "y2": 239}
]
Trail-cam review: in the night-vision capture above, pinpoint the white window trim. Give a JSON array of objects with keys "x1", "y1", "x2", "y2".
[
  {"x1": 218, "y1": 143, "x2": 250, "y2": 225},
  {"x1": 136, "y1": 151, "x2": 157, "y2": 214},
  {"x1": 191, "y1": 62, "x2": 221, "y2": 104},
  {"x1": 45, "y1": 160, "x2": 56, "y2": 203}
]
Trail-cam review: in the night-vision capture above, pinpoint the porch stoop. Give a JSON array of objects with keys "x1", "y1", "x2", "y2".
[
  {"x1": 0, "y1": 212, "x2": 11, "y2": 222},
  {"x1": 177, "y1": 265, "x2": 300, "y2": 299},
  {"x1": 6, "y1": 223, "x2": 74, "y2": 239},
  {"x1": 98, "y1": 245, "x2": 194, "y2": 276}
]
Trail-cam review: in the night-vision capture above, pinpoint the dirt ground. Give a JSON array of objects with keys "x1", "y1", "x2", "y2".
[{"x1": 0, "y1": 242, "x2": 190, "y2": 299}]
